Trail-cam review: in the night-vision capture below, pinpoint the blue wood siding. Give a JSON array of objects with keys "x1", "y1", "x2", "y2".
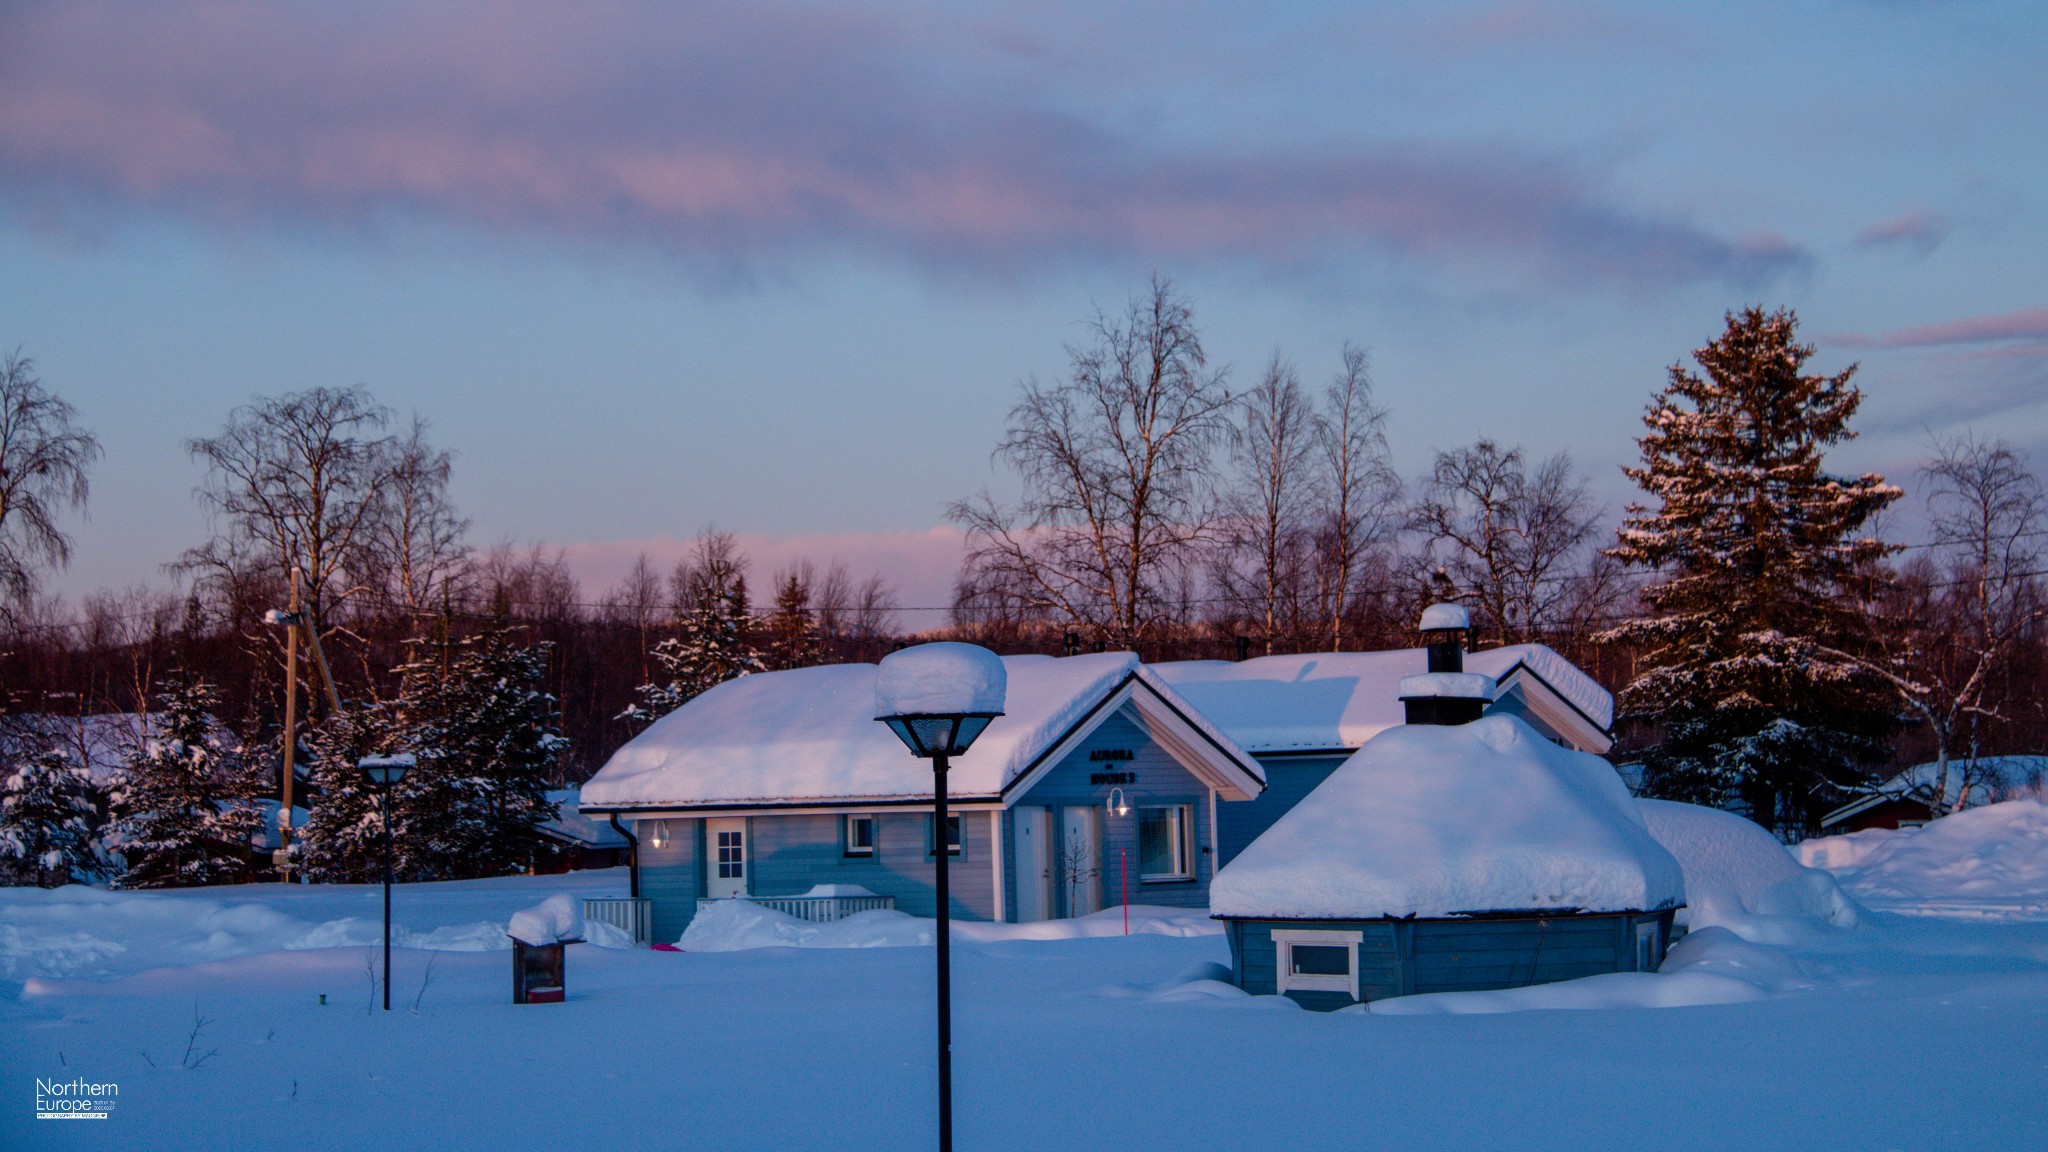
[
  {"x1": 1011, "y1": 708, "x2": 1218, "y2": 917},
  {"x1": 1227, "y1": 910, "x2": 1673, "y2": 1010},
  {"x1": 633, "y1": 817, "x2": 700, "y2": 944},
  {"x1": 749, "y1": 810, "x2": 997, "y2": 920},
  {"x1": 1216, "y1": 754, "x2": 1348, "y2": 866}
]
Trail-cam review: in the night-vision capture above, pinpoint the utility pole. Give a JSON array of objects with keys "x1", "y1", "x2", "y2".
[{"x1": 275, "y1": 570, "x2": 301, "y2": 881}]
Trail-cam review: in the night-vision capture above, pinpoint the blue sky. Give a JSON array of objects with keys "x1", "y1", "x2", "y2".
[{"x1": 3, "y1": 0, "x2": 2043, "y2": 612}]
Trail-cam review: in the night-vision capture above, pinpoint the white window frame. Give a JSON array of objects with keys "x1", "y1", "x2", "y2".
[
  {"x1": 1137, "y1": 804, "x2": 1195, "y2": 882},
  {"x1": 1634, "y1": 922, "x2": 1660, "y2": 972},
  {"x1": 844, "y1": 814, "x2": 876, "y2": 857},
  {"x1": 927, "y1": 813, "x2": 964, "y2": 859},
  {"x1": 1273, "y1": 928, "x2": 1363, "y2": 1000}
]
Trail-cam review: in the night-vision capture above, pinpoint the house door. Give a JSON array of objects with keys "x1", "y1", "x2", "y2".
[
  {"x1": 1014, "y1": 806, "x2": 1054, "y2": 922},
  {"x1": 707, "y1": 818, "x2": 747, "y2": 899},
  {"x1": 1060, "y1": 806, "x2": 1101, "y2": 917}
]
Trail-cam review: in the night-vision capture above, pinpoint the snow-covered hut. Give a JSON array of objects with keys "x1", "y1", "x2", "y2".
[
  {"x1": 1209, "y1": 610, "x2": 1683, "y2": 1010},
  {"x1": 578, "y1": 653, "x2": 1264, "y2": 942},
  {"x1": 1153, "y1": 609, "x2": 1614, "y2": 865}
]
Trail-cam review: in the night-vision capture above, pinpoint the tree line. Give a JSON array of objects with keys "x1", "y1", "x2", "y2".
[{"x1": 3, "y1": 280, "x2": 2046, "y2": 886}]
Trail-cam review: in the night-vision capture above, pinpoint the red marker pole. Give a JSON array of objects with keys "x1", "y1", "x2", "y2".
[{"x1": 1121, "y1": 848, "x2": 1128, "y2": 935}]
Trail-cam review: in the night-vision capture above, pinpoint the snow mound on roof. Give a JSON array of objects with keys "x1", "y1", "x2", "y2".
[
  {"x1": 1419, "y1": 603, "x2": 1470, "y2": 631},
  {"x1": 1637, "y1": 799, "x2": 1860, "y2": 932},
  {"x1": 580, "y1": 653, "x2": 1141, "y2": 806},
  {"x1": 1799, "y1": 800, "x2": 2048, "y2": 917},
  {"x1": 874, "y1": 642, "x2": 1006, "y2": 716},
  {"x1": 1209, "y1": 715, "x2": 1683, "y2": 920}
]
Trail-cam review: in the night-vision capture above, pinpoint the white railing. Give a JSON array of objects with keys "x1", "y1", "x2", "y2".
[
  {"x1": 696, "y1": 893, "x2": 896, "y2": 923},
  {"x1": 581, "y1": 897, "x2": 653, "y2": 944}
]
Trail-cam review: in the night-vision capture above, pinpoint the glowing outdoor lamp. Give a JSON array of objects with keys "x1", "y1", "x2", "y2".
[
  {"x1": 358, "y1": 753, "x2": 414, "y2": 1012},
  {"x1": 874, "y1": 642, "x2": 1006, "y2": 1152},
  {"x1": 1106, "y1": 787, "x2": 1131, "y2": 819},
  {"x1": 649, "y1": 820, "x2": 670, "y2": 850}
]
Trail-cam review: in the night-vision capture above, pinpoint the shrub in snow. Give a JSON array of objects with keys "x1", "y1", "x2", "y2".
[
  {"x1": 109, "y1": 677, "x2": 265, "y2": 889},
  {"x1": 0, "y1": 746, "x2": 106, "y2": 887},
  {"x1": 1210, "y1": 715, "x2": 1684, "y2": 920},
  {"x1": 1636, "y1": 798, "x2": 1859, "y2": 932},
  {"x1": 873, "y1": 642, "x2": 1006, "y2": 717}
]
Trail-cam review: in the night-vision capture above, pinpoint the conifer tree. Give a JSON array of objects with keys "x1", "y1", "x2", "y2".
[
  {"x1": 1605, "y1": 307, "x2": 1900, "y2": 832},
  {"x1": 297, "y1": 702, "x2": 400, "y2": 882},
  {"x1": 109, "y1": 677, "x2": 264, "y2": 888},
  {"x1": 622, "y1": 561, "x2": 764, "y2": 726},
  {"x1": 396, "y1": 627, "x2": 567, "y2": 879},
  {"x1": 765, "y1": 569, "x2": 820, "y2": 670},
  {"x1": 0, "y1": 747, "x2": 105, "y2": 886}
]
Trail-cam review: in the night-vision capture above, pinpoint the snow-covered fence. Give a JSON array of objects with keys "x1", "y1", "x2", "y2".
[
  {"x1": 696, "y1": 891, "x2": 895, "y2": 924},
  {"x1": 580, "y1": 897, "x2": 653, "y2": 944}
]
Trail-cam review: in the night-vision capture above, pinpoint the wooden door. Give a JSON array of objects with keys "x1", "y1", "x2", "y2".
[{"x1": 706, "y1": 818, "x2": 747, "y2": 899}]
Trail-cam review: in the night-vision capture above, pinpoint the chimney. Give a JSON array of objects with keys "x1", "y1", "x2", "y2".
[{"x1": 1401, "y1": 603, "x2": 1493, "y2": 725}]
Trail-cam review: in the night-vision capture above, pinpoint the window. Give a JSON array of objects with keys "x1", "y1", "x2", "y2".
[
  {"x1": 927, "y1": 814, "x2": 963, "y2": 858},
  {"x1": 1635, "y1": 922, "x2": 1660, "y2": 972},
  {"x1": 1138, "y1": 805, "x2": 1194, "y2": 881},
  {"x1": 716, "y1": 829, "x2": 745, "y2": 880},
  {"x1": 1273, "y1": 928, "x2": 1363, "y2": 1000},
  {"x1": 844, "y1": 814, "x2": 876, "y2": 857}
]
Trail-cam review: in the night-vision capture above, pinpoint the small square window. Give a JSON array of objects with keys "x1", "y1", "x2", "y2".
[
  {"x1": 1273, "y1": 929, "x2": 1363, "y2": 1000},
  {"x1": 1635, "y1": 922, "x2": 1660, "y2": 972},
  {"x1": 1290, "y1": 945, "x2": 1351, "y2": 978},
  {"x1": 1138, "y1": 805, "x2": 1194, "y2": 881},
  {"x1": 844, "y1": 814, "x2": 876, "y2": 857},
  {"x1": 927, "y1": 814, "x2": 963, "y2": 858}
]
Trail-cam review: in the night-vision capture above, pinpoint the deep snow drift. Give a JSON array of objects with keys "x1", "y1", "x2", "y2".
[
  {"x1": 1637, "y1": 798, "x2": 1860, "y2": 933},
  {"x1": 1799, "y1": 799, "x2": 2048, "y2": 918},
  {"x1": 1210, "y1": 716, "x2": 1684, "y2": 919}
]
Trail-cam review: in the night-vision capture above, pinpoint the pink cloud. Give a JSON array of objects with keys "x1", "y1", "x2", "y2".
[
  {"x1": 0, "y1": 0, "x2": 1802, "y2": 290},
  {"x1": 1844, "y1": 307, "x2": 2048, "y2": 349},
  {"x1": 1855, "y1": 210, "x2": 1948, "y2": 256}
]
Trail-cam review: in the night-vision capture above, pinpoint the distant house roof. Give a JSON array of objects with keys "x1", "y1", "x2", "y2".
[
  {"x1": 1210, "y1": 715, "x2": 1683, "y2": 921},
  {"x1": 1821, "y1": 756, "x2": 2048, "y2": 830},
  {"x1": 541, "y1": 788, "x2": 628, "y2": 848},
  {"x1": 1151, "y1": 643, "x2": 1614, "y2": 756},
  {"x1": 578, "y1": 653, "x2": 1264, "y2": 813}
]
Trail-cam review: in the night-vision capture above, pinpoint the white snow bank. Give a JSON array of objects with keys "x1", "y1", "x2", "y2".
[
  {"x1": 1397, "y1": 672, "x2": 1496, "y2": 698},
  {"x1": 1799, "y1": 799, "x2": 2048, "y2": 917},
  {"x1": 508, "y1": 893, "x2": 583, "y2": 945},
  {"x1": 677, "y1": 901, "x2": 1221, "y2": 952},
  {"x1": 875, "y1": 642, "x2": 1006, "y2": 716},
  {"x1": 1638, "y1": 799, "x2": 1860, "y2": 933},
  {"x1": 1152, "y1": 643, "x2": 1612, "y2": 754},
  {"x1": 1210, "y1": 715, "x2": 1683, "y2": 919},
  {"x1": 0, "y1": 885, "x2": 515, "y2": 981},
  {"x1": 1366, "y1": 926, "x2": 1815, "y2": 1015},
  {"x1": 1419, "y1": 603, "x2": 1470, "y2": 631}
]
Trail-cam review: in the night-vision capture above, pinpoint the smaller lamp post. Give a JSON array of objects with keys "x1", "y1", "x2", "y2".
[
  {"x1": 874, "y1": 643, "x2": 1006, "y2": 1152},
  {"x1": 358, "y1": 753, "x2": 415, "y2": 1012}
]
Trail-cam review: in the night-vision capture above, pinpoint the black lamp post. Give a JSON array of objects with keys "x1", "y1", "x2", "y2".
[
  {"x1": 876, "y1": 689, "x2": 1003, "y2": 1152},
  {"x1": 358, "y1": 753, "x2": 414, "y2": 1012}
]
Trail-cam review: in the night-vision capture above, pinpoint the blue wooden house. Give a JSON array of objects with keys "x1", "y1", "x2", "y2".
[
  {"x1": 1153, "y1": 639, "x2": 1615, "y2": 866},
  {"x1": 578, "y1": 653, "x2": 1266, "y2": 943}
]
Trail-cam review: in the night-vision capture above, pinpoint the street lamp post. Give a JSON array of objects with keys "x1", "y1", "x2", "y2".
[
  {"x1": 874, "y1": 643, "x2": 1006, "y2": 1152},
  {"x1": 358, "y1": 754, "x2": 415, "y2": 1012}
]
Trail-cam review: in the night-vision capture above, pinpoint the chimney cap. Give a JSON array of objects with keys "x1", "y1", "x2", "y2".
[{"x1": 1419, "y1": 603, "x2": 1471, "y2": 632}]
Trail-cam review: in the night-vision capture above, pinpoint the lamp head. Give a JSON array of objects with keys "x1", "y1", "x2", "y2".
[{"x1": 357, "y1": 753, "x2": 415, "y2": 786}]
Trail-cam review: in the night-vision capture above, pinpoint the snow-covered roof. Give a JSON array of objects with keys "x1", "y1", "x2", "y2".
[
  {"x1": 579, "y1": 653, "x2": 1262, "y2": 811},
  {"x1": 1821, "y1": 756, "x2": 2048, "y2": 828},
  {"x1": 1151, "y1": 643, "x2": 1613, "y2": 755},
  {"x1": 1209, "y1": 715, "x2": 1684, "y2": 920}
]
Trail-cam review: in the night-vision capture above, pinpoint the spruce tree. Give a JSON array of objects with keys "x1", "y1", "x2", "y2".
[
  {"x1": 622, "y1": 566, "x2": 764, "y2": 726},
  {"x1": 1606, "y1": 307, "x2": 1901, "y2": 833},
  {"x1": 0, "y1": 747, "x2": 106, "y2": 886},
  {"x1": 397, "y1": 627, "x2": 567, "y2": 879},
  {"x1": 765, "y1": 570, "x2": 820, "y2": 670},
  {"x1": 109, "y1": 677, "x2": 264, "y2": 888},
  {"x1": 297, "y1": 703, "x2": 399, "y2": 883}
]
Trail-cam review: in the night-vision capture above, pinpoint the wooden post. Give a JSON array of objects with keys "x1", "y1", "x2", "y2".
[{"x1": 277, "y1": 571, "x2": 300, "y2": 879}]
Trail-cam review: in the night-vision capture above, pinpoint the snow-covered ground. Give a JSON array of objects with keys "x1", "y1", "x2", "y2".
[{"x1": 8, "y1": 809, "x2": 2048, "y2": 1151}]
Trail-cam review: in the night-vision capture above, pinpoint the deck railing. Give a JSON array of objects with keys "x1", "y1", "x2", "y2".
[
  {"x1": 696, "y1": 893, "x2": 896, "y2": 923},
  {"x1": 581, "y1": 896, "x2": 654, "y2": 944}
]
